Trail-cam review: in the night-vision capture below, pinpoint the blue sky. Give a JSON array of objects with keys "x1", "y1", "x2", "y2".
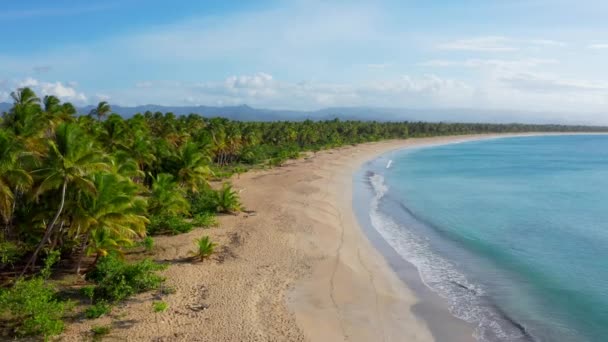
[{"x1": 2, "y1": 0, "x2": 608, "y2": 122}]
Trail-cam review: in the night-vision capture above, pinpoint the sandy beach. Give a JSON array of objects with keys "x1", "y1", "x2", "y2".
[{"x1": 62, "y1": 134, "x2": 529, "y2": 341}]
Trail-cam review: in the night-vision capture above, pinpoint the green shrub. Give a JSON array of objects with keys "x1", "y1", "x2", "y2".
[
  {"x1": 189, "y1": 189, "x2": 218, "y2": 214},
  {"x1": 0, "y1": 251, "x2": 71, "y2": 339},
  {"x1": 80, "y1": 285, "x2": 96, "y2": 304},
  {"x1": 213, "y1": 183, "x2": 241, "y2": 213},
  {"x1": 190, "y1": 236, "x2": 216, "y2": 261},
  {"x1": 191, "y1": 212, "x2": 217, "y2": 228},
  {"x1": 85, "y1": 301, "x2": 112, "y2": 319},
  {"x1": 152, "y1": 301, "x2": 168, "y2": 312},
  {"x1": 85, "y1": 255, "x2": 167, "y2": 303},
  {"x1": 147, "y1": 215, "x2": 193, "y2": 235},
  {"x1": 91, "y1": 324, "x2": 111, "y2": 338},
  {"x1": 141, "y1": 236, "x2": 154, "y2": 252},
  {"x1": 0, "y1": 240, "x2": 24, "y2": 267}
]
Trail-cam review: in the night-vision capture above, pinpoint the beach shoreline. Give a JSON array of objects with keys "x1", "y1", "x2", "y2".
[{"x1": 61, "y1": 133, "x2": 588, "y2": 341}]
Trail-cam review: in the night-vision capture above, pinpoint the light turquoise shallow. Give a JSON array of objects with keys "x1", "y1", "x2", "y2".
[{"x1": 377, "y1": 135, "x2": 608, "y2": 342}]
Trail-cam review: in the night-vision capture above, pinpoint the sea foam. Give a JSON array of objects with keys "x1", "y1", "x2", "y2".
[{"x1": 368, "y1": 173, "x2": 530, "y2": 342}]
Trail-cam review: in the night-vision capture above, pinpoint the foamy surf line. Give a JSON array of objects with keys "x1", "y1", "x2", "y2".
[{"x1": 366, "y1": 172, "x2": 536, "y2": 342}]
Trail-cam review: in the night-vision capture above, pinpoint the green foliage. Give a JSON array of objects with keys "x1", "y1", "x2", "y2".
[
  {"x1": 85, "y1": 254, "x2": 166, "y2": 303},
  {"x1": 0, "y1": 251, "x2": 70, "y2": 339},
  {"x1": 0, "y1": 240, "x2": 24, "y2": 267},
  {"x1": 152, "y1": 301, "x2": 168, "y2": 312},
  {"x1": 191, "y1": 236, "x2": 216, "y2": 261},
  {"x1": 192, "y1": 212, "x2": 217, "y2": 228},
  {"x1": 80, "y1": 285, "x2": 96, "y2": 303},
  {"x1": 213, "y1": 183, "x2": 241, "y2": 213},
  {"x1": 85, "y1": 301, "x2": 112, "y2": 319},
  {"x1": 141, "y1": 236, "x2": 154, "y2": 251},
  {"x1": 91, "y1": 324, "x2": 111, "y2": 338},
  {"x1": 147, "y1": 214, "x2": 193, "y2": 235},
  {"x1": 148, "y1": 173, "x2": 190, "y2": 217},
  {"x1": 188, "y1": 189, "x2": 218, "y2": 214}
]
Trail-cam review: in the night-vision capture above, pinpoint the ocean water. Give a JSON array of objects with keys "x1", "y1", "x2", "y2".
[{"x1": 365, "y1": 135, "x2": 608, "y2": 342}]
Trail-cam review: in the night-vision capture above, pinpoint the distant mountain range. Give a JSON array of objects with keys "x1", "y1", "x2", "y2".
[{"x1": 0, "y1": 102, "x2": 602, "y2": 125}]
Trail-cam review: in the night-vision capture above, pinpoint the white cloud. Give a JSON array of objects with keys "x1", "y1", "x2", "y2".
[
  {"x1": 107, "y1": 73, "x2": 474, "y2": 109},
  {"x1": 94, "y1": 94, "x2": 110, "y2": 102},
  {"x1": 499, "y1": 72, "x2": 608, "y2": 93},
  {"x1": 420, "y1": 58, "x2": 558, "y2": 69},
  {"x1": 3, "y1": 78, "x2": 87, "y2": 104},
  {"x1": 588, "y1": 43, "x2": 608, "y2": 49},
  {"x1": 40, "y1": 81, "x2": 87, "y2": 102},
  {"x1": 437, "y1": 36, "x2": 566, "y2": 52}
]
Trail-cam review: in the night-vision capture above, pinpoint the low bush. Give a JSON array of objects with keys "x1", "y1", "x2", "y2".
[
  {"x1": 147, "y1": 215, "x2": 193, "y2": 235},
  {"x1": 0, "y1": 251, "x2": 71, "y2": 339},
  {"x1": 213, "y1": 183, "x2": 241, "y2": 213},
  {"x1": 85, "y1": 254, "x2": 167, "y2": 303},
  {"x1": 152, "y1": 301, "x2": 168, "y2": 312},
  {"x1": 189, "y1": 189, "x2": 218, "y2": 214},
  {"x1": 0, "y1": 240, "x2": 24, "y2": 267},
  {"x1": 85, "y1": 301, "x2": 112, "y2": 319},
  {"x1": 192, "y1": 212, "x2": 217, "y2": 228},
  {"x1": 91, "y1": 325, "x2": 111, "y2": 338},
  {"x1": 190, "y1": 236, "x2": 216, "y2": 261},
  {"x1": 141, "y1": 236, "x2": 154, "y2": 252}
]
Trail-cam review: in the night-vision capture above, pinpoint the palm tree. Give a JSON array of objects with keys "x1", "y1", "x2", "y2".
[
  {"x1": 89, "y1": 101, "x2": 111, "y2": 121},
  {"x1": 3, "y1": 88, "x2": 43, "y2": 137},
  {"x1": 71, "y1": 173, "x2": 148, "y2": 272},
  {"x1": 148, "y1": 173, "x2": 189, "y2": 217},
  {"x1": 43, "y1": 95, "x2": 61, "y2": 113},
  {"x1": 0, "y1": 131, "x2": 33, "y2": 233},
  {"x1": 175, "y1": 142, "x2": 213, "y2": 193},
  {"x1": 22, "y1": 123, "x2": 109, "y2": 274}
]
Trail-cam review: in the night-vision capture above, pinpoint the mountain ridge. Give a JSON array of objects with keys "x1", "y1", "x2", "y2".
[{"x1": 0, "y1": 102, "x2": 603, "y2": 125}]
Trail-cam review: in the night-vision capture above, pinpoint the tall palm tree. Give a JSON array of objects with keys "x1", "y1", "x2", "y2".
[
  {"x1": 89, "y1": 101, "x2": 111, "y2": 121},
  {"x1": 3, "y1": 88, "x2": 43, "y2": 137},
  {"x1": 22, "y1": 123, "x2": 109, "y2": 274},
  {"x1": 0, "y1": 131, "x2": 33, "y2": 233},
  {"x1": 71, "y1": 173, "x2": 148, "y2": 272},
  {"x1": 176, "y1": 142, "x2": 212, "y2": 193}
]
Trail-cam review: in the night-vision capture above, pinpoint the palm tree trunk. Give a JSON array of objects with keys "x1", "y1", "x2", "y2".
[
  {"x1": 76, "y1": 231, "x2": 91, "y2": 275},
  {"x1": 21, "y1": 178, "x2": 68, "y2": 276}
]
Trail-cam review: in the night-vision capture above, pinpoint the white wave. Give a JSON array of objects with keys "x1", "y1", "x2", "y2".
[
  {"x1": 368, "y1": 174, "x2": 526, "y2": 342},
  {"x1": 386, "y1": 160, "x2": 393, "y2": 169}
]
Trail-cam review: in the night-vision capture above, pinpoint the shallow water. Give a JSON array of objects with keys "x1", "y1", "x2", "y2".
[{"x1": 366, "y1": 135, "x2": 608, "y2": 342}]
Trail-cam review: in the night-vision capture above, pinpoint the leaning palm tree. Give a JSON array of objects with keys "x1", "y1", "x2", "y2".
[
  {"x1": 176, "y1": 141, "x2": 213, "y2": 193},
  {"x1": 89, "y1": 101, "x2": 111, "y2": 121},
  {"x1": 71, "y1": 172, "x2": 148, "y2": 273},
  {"x1": 21, "y1": 123, "x2": 110, "y2": 274}
]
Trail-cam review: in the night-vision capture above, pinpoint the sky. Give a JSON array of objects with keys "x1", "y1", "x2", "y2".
[{"x1": 1, "y1": 0, "x2": 608, "y2": 123}]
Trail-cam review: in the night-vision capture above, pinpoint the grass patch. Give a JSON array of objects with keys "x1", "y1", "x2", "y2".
[
  {"x1": 152, "y1": 301, "x2": 168, "y2": 313},
  {"x1": 91, "y1": 324, "x2": 111, "y2": 338}
]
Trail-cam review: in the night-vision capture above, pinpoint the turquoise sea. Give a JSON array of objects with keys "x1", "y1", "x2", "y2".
[{"x1": 365, "y1": 135, "x2": 608, "y2": 342}]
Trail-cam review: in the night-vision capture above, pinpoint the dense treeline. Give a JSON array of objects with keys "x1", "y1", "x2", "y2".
[
  {"x1": 2, "y1": 87, "x2": 608, "y2": 272},
  {"x1": 0, "y1": 87, "x2": 606, "y2": 337}
]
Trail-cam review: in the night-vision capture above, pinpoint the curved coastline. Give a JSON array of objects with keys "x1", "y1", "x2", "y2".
[
  {"x1": 350, "y1": 132, "x2": 608, "y2": 342},
  {"x1": 61, "y1": 133, "x2": 603, "y2": 341}
]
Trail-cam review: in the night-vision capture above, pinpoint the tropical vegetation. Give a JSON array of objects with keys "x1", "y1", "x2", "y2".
[{"x1": 0, "y1": 86, "x2": 607, "y2": 338}]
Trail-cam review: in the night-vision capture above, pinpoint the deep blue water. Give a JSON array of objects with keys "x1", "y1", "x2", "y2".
[{"x1": 367, "y1": 135, "x2": 608, "y2": 342}]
